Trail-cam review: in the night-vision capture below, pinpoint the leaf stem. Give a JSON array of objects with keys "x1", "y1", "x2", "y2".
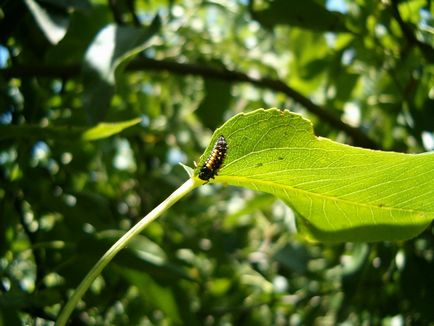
[{"x1": 55, "y1": 178, "x2": 199, "y2": 326}]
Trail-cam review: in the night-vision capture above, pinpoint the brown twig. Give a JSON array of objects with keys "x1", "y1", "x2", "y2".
[
  {"x1": 0, "y1": 58, "x2": 380, "y2": 149},
  {"x1": 131, "y1": 58, "x2": 379, "y2": 149}
]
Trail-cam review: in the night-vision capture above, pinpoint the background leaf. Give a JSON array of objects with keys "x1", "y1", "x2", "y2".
[
  {"x1": 251, "y1": 0, "x2": 349, "y2": 32},
  {"x1": 24, "y1": 0, "x2": 69, "y2": 44},
  {"x1": 45, "y1": 5, "x2": 109, "y2": 65},
  {"x1": 0, "y1": 118, "x2": 142, "y2": 141},
  {"x1": 82, "y1": 17, "x2": 160, "y2": 123},
  {"x1": 81, "y1": 117, "x2": 142, "y2": 141},
  {"x1": 196, "y1": 78, "x2": 232, "y2": 130}
]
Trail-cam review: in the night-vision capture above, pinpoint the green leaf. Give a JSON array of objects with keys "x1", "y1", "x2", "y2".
[
  {"x1": 81, "y1": 117, "x2": 142, "y2": 140},
  {"x1": 82, "y1": 16, "x2": 161, "y2": 123},
  {"x1": 24, "y1": 0, "x2": 69, "y2": 44},
  {"x1": 0, "y1": 118, "x2": 142, "y2": 141},
  {"x1": 287, "y1": 30, "x2": 329, "y2": 93},
  {"x1": 194, "y1": 109, "x2": 434, "y2": 242},
  {"x1": 45, "y1": 5, "x2": 110, "y2": 65},
  {"x1": 251, "y1": 0, "x2": 348, "y2": 32},
  {"x1": 179, "y1": 162, "x2": 194, "y2": 178}
]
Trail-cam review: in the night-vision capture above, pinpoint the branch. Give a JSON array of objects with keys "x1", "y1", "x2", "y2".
[
  {"x1": 126, "y1": 0, "x2": 141, "y2": 26},
  {"x1": 108, "y1": 0, "x2": 125, "y2": 25},
  {"x1": 132, "y1": 58, "x2": 380, "y2": 149},
  {"x1": 0, "y1": 65, "x2": 78, "y2": 78},
  {"x1": 0, "y1": 58, "x2": 380, "y2": 149},
  {"x1": 390, "y1": 0, "x2": 434, "y2": 63}
]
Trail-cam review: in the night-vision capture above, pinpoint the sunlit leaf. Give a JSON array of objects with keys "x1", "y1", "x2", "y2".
[
  {"x1": 24, "y1": 0, "x2": 69, "y2": 44},
  {"x1": 195, "y1": 109, "x2": 434, "y2": 242},
  {"x1": 81, "y1": 117, "x2": 142, "y2": 140}
]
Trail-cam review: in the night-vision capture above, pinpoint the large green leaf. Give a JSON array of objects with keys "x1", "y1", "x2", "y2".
[
  {"x1": 194, "y1": 109, "x2": 434, "y2": 242},
  {"x1": 81, "y1": 117, "x2": 142, "y2": 140}
]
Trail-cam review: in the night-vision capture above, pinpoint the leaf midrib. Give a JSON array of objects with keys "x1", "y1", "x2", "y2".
[{"x1": 217, "y1": 175, "x2": 432, "y2": 216}]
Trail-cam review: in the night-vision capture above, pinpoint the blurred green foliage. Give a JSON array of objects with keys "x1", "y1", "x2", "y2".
[{"x1": 0, "y1": 0, "x2": 433, "y2": 325}]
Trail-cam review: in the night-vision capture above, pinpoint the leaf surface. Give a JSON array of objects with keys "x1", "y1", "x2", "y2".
[{"x1": 195, "y1": 109, "x2": 434, "y2": 242}]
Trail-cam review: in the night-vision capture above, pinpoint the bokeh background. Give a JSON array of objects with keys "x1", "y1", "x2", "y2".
[{"x1": 1, "y1": 0, "x2": 433, "y2": 324}]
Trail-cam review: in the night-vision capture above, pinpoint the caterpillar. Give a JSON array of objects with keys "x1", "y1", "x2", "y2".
[{"x1": 199, "y1": 135, "x2": 227, "y2": 181}]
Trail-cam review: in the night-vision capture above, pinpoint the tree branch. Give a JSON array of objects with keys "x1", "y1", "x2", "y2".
[
  {"x1": 0, "y1": 58, "x2": 380, "y2": 149},
  {"x1": 390, "y1": 0, "x2": 434, "y2": 63},
  {"x1": 108, "y1": 0, "x2": 125, "y2": 25},
  {"x1": 126, "y1": 0, "x2": 141, "y2": 27},
  {"x1": 131, "y1": 58, "x2": 380, "y2": 149}
]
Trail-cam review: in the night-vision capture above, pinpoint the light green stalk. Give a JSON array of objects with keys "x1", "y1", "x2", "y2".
[{"x1": 56, "y1": 178, "x2": 199, "y2": 326}]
